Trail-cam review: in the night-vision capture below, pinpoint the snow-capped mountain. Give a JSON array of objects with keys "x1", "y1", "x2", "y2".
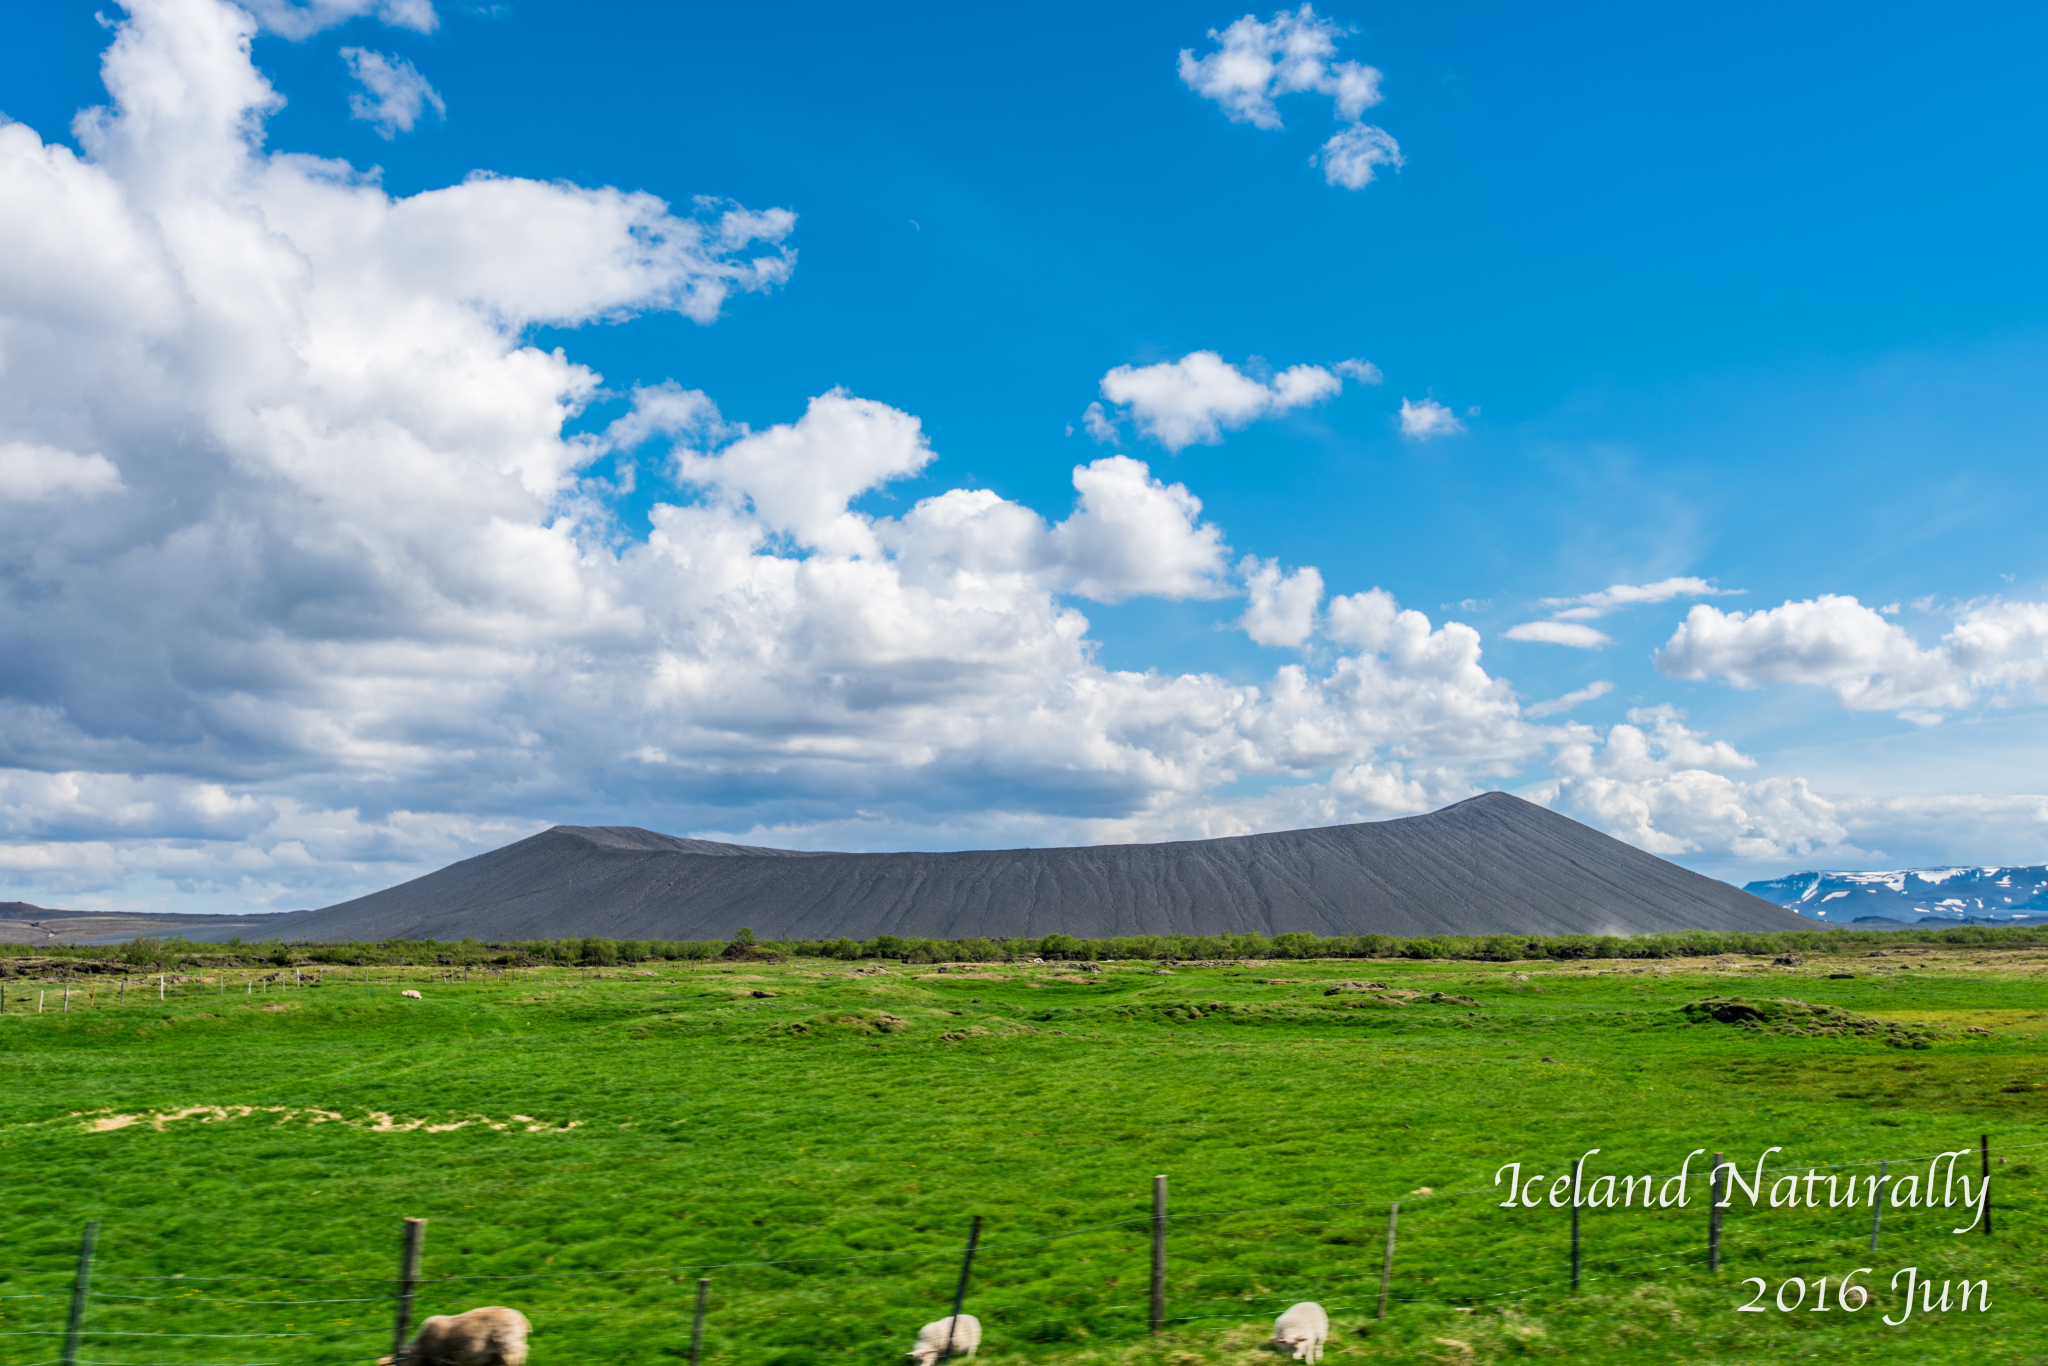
[{"x1": 1743, "y1": 866, "x2": 2048, "y2": 924}]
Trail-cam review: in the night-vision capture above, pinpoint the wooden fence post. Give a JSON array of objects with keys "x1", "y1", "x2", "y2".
[
  {"x1": 1149, "y1": 1175, "x2": 1167, "y2": 1334},
  {"x1": 61, "y1": 1220, "x2": 99, "y2": 1366},
  {"x1": 391, "y1": 1217, "x2": 426, "y2": 1364},
  {"x1": 688, "y1": 1278, "x2": 709, "y2": 1366},
  {"x1": 943, "y1": 1215, "x2": 981, "y2": 1359},
  {"x1": 1376, "y1": 1201, "x2": 1399, "y2": 1319},
  {"x1": 1708, "y1": 1151, "x2": 1723, "y2": 1271},
  {"x1": 1980, "y1": 1135, "x2": 1992, "y2": 1236},
  {"x1": 1570, "y1": 1158, "x2": 1581, "y2": 1290},
  {"x1": 1869, "y1": 1161, "x2": 1885, "y2": 1251}
]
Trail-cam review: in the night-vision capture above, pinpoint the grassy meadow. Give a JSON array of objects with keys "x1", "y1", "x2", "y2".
[{"x1": 1, "y1": 945, "x2": 2043, "y2": 1365}]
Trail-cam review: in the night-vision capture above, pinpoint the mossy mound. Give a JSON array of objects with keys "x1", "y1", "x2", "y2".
[
  {"x1": 1027, "y1": 990, "x2": 1486, "y2": 1028},
  {"x1": 1678, "y1": 995, "x2": 1935, "y2": 1048},
  {"x1": 719, "y1": 941, "x2": 787, "y2": 962},
  {"x1": 800, "y1": 1009, "x2": 910, "y2": 1035}
]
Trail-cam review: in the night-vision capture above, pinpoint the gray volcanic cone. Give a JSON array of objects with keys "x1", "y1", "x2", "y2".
[{"x1": 251, "y1": 793, "x2": 1807, "y2": 944}]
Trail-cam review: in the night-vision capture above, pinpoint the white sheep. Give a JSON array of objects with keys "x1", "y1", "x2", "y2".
[
  {"x1": 905, "y1": 1313, "x2": 980, "y2": 1365},
  {"x1": 1272, "y1": 1301, "x2": 1327, "y2": 1363},
  {"x1": 378, "y1": 1306, "x2": 529, "y2": 1366}
]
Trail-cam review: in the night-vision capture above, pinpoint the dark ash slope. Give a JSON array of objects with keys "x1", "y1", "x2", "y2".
[
  {"x1": 5, "y1": 905, "x2": 302, "y2": 946},
  {"x1": 245, "y1": 793, "x2": 1807, "y2": 944}
]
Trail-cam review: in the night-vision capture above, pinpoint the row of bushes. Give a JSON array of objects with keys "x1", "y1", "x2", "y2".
[{"x1": 5, "y1": 921, "x2": 2044, "y2": 970}]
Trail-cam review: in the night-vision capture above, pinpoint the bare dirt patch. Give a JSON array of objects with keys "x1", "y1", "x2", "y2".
[{"x1": 56, "y1": 1105, "x2": 583, "y2": 1135}]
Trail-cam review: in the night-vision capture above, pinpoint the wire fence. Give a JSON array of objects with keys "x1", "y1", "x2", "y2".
[
  {"x1": 0, "y1": 1131, "x2": 2036, "y2": 1366},
  {"x1": 0, "y1": 965, "x2": 539, "y2": 1017}
]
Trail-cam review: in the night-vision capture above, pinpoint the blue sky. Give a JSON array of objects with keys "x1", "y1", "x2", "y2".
[{"x1": 2, "y1": 0, "x2": 2047, "y2": 911}]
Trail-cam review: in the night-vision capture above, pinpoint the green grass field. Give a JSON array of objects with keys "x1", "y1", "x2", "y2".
[{"x1": 2, "y1": 946, "x2": 2043, "y2": 1365}]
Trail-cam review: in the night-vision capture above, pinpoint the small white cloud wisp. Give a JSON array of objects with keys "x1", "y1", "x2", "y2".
[
  {"x1": 1319, "y1": 123, "x2": 1404, "y2": 189},
  {"x1": 1506, "y1": 577, "x2": 1734, "y2": 648},
  {"x1": 341, "y1": 47, "x2": 446, "y2": 138},
  {"x1": 1544, "y1": 576, "x2": 1737, "y2": 622},
  {"x1": 244, "y1": 0, "x2": 437, "y2": 38},
  {"x1": 1523, "y1": 680, "x2": 1614, "y2": 719},
  {"x1": 1398, "y1": 397, "x2": 1464, "y2": 440},
  {"x1": 1505, "y1": 621, "x2": 1610, "y2": 649}
]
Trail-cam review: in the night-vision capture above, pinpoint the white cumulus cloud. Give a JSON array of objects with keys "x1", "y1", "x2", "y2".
[
  {"x1": 1545, "y1": 707, "x2": 1848, "y2": 862},
  {"x1": 1824, "y1": 793, "x2": 2048, "y2": 870},
  {"x1": 341, "y1": 47, "x2": 446, "y2": 138},
  {"x1": 1046, "y1": 455, "x2": 1235, "y2": 602},
  {"x1": 679, "y1": 389, "x2": 935, "y2": 560},
  {"x1": 1542, "y1": 706, "x2": 2048, "y2": 870},
  {"x1": 1177, "y1": 5, "x2": 1382, "y2": 128},
  {"x1": 0, "y1": 0, "x2": 1564, "y2": 910},
  {"x1": 1238, "y1": 556, "x2": 1324, "y2": 647},
  {"x1": 1658, "y1": 596, "x2": 1942, "y2": 704},
  {"x1": 1655, "y1": 594, "x2": 2048, "y2": 718},
  {"x1": 1179, "y1": 5, "x2": 1401, "y2": 191},
  {"x1": 0, "y1": 765, "x2": 540, "y2": 910},
  {"x1": 0, "y1": 443, "x2": 125, "y2": 501},
  {"x1": 1093, "y1": 351, "x2": 1369, "y2": 451},
  {"x1": 29, "y1": 0, "x2": 2021, "y2": 908}
]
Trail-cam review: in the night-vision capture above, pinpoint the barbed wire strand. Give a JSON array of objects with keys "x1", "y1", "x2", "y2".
[
  {"x1": 71, "y1": 1358, "x2": 386, "y2": 1366},
  {"x1": 9, "y1": 1128, "x2": 2039, "y2": 1287},
  {"x1": 87, "y1": 1293, "x2": 384, "y2": 1306},
  {"x1": 0, "y1": 1329, "x2": 383, "y2": 1340}
]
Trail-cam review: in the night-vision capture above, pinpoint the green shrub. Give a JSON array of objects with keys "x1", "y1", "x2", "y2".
[{"x1": 119, "y1": 937, "x2": 165, "y2": 967}]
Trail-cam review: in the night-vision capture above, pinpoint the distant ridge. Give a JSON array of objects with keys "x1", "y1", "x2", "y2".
[
  {"x1": 185, "y1": 793, "x2": 1808, "y2": 944},
  {"x1": 1745, "y1": 865, "x2": 2048, "y2": 925},
  {"x1": 1, "y1": 903, "x2": 301, "y2": 946}
]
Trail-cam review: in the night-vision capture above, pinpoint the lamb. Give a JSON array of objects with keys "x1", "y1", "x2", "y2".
[
  {"x1": 378, "y1": 1307, "x2": 530, "y2": 1366},
  {"x1": 1272, "y1": 1301, "x2": 1327, "y2": 1363},
  {"x1": 401, "y1": 990, "x2": 423, "y2": 999},
  {"x1": 904, "y1": 1313, "x2": 980, "y2": 1365}
]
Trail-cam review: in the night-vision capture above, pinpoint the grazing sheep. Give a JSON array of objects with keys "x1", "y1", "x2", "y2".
[
  {"x1": 905, "y1": 1313, "x2": 980, "y2": 1365},
  {"x1": 1272, "y1": 1302, "x2": 1327, "y2": 1363},
  {"x1": 401, "y1": 990, "x2": 423, "y2": 999},
  {"x1": 378, "y1": 1307, "x2": 529, "y2": 1366}
]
